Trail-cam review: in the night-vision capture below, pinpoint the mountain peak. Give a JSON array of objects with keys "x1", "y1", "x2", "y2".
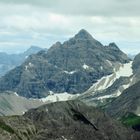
[
  {"x1": 28, "y1": 46, "x2": 42, "y2": 51},
  {"x1": 24, "y1": 46, "x2": 42, "y2": 55},
  {"x1": 78, "y1": 29, "x2": 89, "y2": 34},
  {"x1": 108, "y1": 42, "x2": 120, "y2": 50},
  {"x1": 74, "y1": 29, "x2": 94, "y2": 40}
]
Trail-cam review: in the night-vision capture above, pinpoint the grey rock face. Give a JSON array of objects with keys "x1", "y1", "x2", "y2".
[
  {"x1": 105, "y1": 80, "x2": 140, "y2": 118},
  {"x1": 0, "y1": 91, "x2": 46, "y2": 116},
  {"x1": 131, "y1": 53, "x2": 140, "y2": 83},
  {"x1": 132, "y1": 53, "x2": 140, "y2": 74},
  {"x1": 87, "y1": 54, "x2": 140, "y2": 119},
  {"x1": 101, "y1": 53, "x2": 140, "y2": 119},
  {"x1": 0, "y1": 100, "x2": 139, "y2": 140},
  {"x1": 0, "y1": 29, "x2": 130, "y2": 98}
]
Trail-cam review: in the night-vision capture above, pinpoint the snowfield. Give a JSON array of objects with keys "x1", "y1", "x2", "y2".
[
  {"x1": 87, "y1": 61, "x2": 133, "y2": 93},
  {"x1": 40, "y1": 92, "x2": 79, "y2": 103}
]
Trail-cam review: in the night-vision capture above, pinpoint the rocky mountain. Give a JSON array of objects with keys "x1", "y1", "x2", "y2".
[
  {"x1": 103, "y1": 78, "x2": 140, "y2": 131},
  {"x1": 105, "y1": 80, "x2": 140, "y2": 119},
  {"x1": 0, "y1": 100, "x2": 139, "y2": 140},
  {"x1": 104, "y1": 53, "x2": 140, "y2": 119},
  {"x1": 132, "y1": 53, "x2": 140, "y2": 82},
  {"x1": 0, "y1": 30, "x2": 139, "y2": 139},
  {"x1": 93, "y1": 53, "x2": 140, "y2": 132},
  {"x1": 22, "y1": 46, "x2": 44, "y2": 57},
  {"x1": 78, "y1": 51, "x2": 140, "y2": 108},
  {"x1": 0, "y1": 46, "x2": 42, "y2": 77},
  {"x1": 0, "y1": 29, "x2": 130, "y2": 98},
  {"x1": 78, "y1": 61, "x2": 133, "y2": 106}
]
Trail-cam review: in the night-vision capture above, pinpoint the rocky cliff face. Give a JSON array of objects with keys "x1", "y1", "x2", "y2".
[
  {"x1": 132, "y1": 53, "x2": 140, "y2": 83},
  {"x1": 78, "y1": 60, "x2": 133, "y2": 107},
  {"x1": 0, "y1": 100, "x2": 139, "y2": 140},
  {"x1": 104, "y1": 53, "x2": 140, "y2": 119},
  {"x1": 132, "y1": 53, "x2": 140, "y2": 73},
  {"x1": 0, "y1": 29, "x2": 130, "y2": 98},
  {"x1": 79, "y1": 52, "x2": 140, "y2": 108},
  {"x1": 105, "y1": 79, "x2": 140, "y2": 118}
]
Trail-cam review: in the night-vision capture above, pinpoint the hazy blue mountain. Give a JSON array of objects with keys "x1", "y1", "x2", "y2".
[
  {"x1": 0, "y1": 46, "x2": 43, "y2": 77},
  {"x1": 128, "y1": 54, "x2": 136, "y2": 60}
]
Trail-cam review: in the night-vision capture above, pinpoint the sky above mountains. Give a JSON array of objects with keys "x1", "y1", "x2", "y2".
[{"x1": 0, "y1": 0, "x2": 139, "y2": 54}]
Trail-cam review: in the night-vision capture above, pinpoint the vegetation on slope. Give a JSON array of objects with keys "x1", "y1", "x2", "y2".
[{"x1": 121, "y1": 113, "x2": 140, "y2": 131}]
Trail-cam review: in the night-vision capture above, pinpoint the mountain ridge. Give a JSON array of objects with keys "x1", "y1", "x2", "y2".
[
  {"x1": 0, "y1": 100, "x2": 139, "y2": 140},
  {"x1": 0, "y1": 46, "x2": 43, "y2": 77}
]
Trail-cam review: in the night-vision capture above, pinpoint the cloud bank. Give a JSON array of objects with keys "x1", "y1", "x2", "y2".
[{"x1": 0, "y1": 0, "x2": 139, "y2": 54}]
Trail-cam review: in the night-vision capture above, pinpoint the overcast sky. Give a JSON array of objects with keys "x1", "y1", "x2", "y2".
[{"x1": 0, "y1": 0, "x2": 139, "y2": 54}]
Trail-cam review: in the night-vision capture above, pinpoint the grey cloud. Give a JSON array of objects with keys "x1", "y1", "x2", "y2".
[
  {"x1": 0, "y1": 0, "x2": 139, "y2": 55},
  {"x1": 0, "y1": 0, "x2": 140, "y2": 16}
]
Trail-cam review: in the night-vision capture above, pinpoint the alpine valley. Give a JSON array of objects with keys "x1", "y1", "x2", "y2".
[{"x1": 0, "y1": 29, "x2": 140, "y2": 140}]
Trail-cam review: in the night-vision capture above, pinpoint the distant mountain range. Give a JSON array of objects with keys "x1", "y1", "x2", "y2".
[{"x1": 0, "y1": 46, "x2": 43, "y2": 77}]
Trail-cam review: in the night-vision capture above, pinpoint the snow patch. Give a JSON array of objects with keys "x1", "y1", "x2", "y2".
[
  {"x1": 46, "y1": 107, "x2": 49, "y2": 112},
  {"x1": 116, "y1": 90, "x2": 122, "y2": 96},
  {"x1": 48, "y1": 91, "x2": 54, "y2": 95},
  {"x1": 94, "y1": 90, "x2": 121, "y2": 101},
  {"x1": 25, "y1": 65, "x2": 28, "y2": 70},
  {"x1": 114, "y1": 61, "x2": 133, "y2": 77},
  {"x1": 122, "y1": 83, "x2": 131, "y2": 90},
  {"x1": 100, "y1": 66, "x2": 103, "y2": 70},
  {"x1": 62, "y1": 136, "x2": 67, "y2": 140},
  {"x1": 25, "y1": 55, "x2": 28, "y2": 59},
  {"x1": 14, "y1": 92, "x2": 19, "y2": 96},
  {"x1": 29, "y1": 62, "x2": 34, "y2": 67},
  {"x1": 25, "y1": 62, "x2": 34, "y2": 70},
  {"x1": 22, "y1": 110, "x2": 27, "y2": 115},
  {"x1": 83, "y1": 64, "x2": 89, "y2": 69},
  {"x1": 64, "y1": 70, "x2": 76, "y2": 74},
  {"x1": 106, "y1": 60, "x2": 112, "y2": 66},
  {"x1": 40, "y1": 92, "x2": 79, "y2": 103}
]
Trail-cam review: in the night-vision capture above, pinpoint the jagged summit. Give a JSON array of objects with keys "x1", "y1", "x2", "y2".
[
  {"x1": 24, "y1": 46, "x2": 42, "y2": 55},
  {"x1": 29, "y1": 45, "x2": 41, "y2": 50},
  {"x1": 74, "y1": 29, "x2": 96, "y2": 40},
  {"x1": 62, "y1": 29, "x2": 104, "y2": 49},
  {"x1": 108, "y1": 42, "x2": 119, "y2": 50}
]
